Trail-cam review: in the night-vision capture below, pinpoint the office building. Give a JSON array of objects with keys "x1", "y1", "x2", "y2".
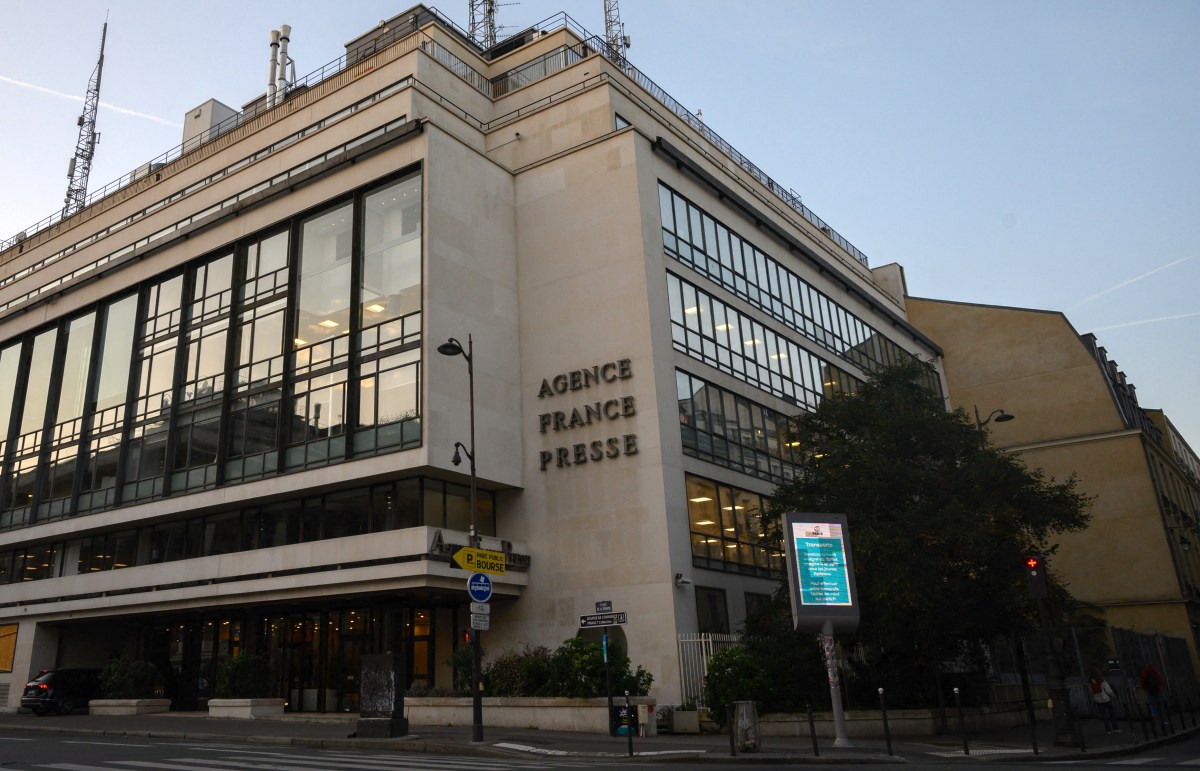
[{"x1": 0, "y1": 6, "x2": 943, "y2": 711}]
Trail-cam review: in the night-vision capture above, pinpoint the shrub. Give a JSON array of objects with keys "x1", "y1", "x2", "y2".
[
  {"x1": 484, "y1": 644, "x2": 552, "y2": 696},
  {"x1": 100, "y1": 656, "x2": 161, "y2": 699},
  {"x1": 447, "y1": 642, "x2": 478, "y2": 696},
  {"x1": 215, "y1": 651, "x2": 270, "y2": 699},
  {"x1": 483, "y1": 638, "x2": 652, "y2": 698},
  {"x1": 703, "y1": 646, "x2": 764, "y2": 727}
]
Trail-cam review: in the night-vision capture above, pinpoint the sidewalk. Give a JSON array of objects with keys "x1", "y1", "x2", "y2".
[{"x1": 0, "y1": 709, "x2": 1196, "y2": 763}]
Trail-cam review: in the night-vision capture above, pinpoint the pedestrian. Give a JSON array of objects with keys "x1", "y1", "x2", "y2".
[
  {"x1": 1089, "y1": 670, "x2": 1120, "y2": 734},
  {"x1": 1141, "y1": 663, "x2": 1168, "y2": 729}
]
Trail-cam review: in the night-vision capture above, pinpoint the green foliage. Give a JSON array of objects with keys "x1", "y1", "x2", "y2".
[
  {"x1": 484, "y1": 644, "x2": 552, "y2": 697},
  {"x1": 703, "y1": 646, "x2": 766, "y2": 727},
  {"x1": 100, "y1": 656, "x2": 160, "y2": 699},
  {"x1": 215, "y1": 651, "x2": 270, "y2": 699},
  {"x1": 482, "y1": 637, "x2": 653, "y2": 698},
  {"x1": 760, "y1": 358, "x2": 1092, "y2": 704},
  {"x1": 447, "y1": 642, "x2": 479, "y2": 696}
]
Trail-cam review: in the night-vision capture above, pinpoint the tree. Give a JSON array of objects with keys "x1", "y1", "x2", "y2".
[{"x1": 766, "y1": 358, "x2": 1091, "y2": 704}]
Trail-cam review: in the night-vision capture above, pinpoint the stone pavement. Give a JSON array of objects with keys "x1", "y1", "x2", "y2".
[{"x1": 0, "y1": 708, "x2": 1197, "y2": 763}]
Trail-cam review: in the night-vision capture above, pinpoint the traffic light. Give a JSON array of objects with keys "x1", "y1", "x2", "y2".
[
  {"x1": 1024, "y1": 555, "x2": 1049, "y2": 599},
  {"x1": 463, "y1": 629, "x2": 474, "y2": 645}
]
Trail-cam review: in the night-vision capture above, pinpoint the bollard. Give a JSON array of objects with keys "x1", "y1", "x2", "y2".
[
  {"x1": 728, "y1": 704, "x2": 737, "y2": 757},
  {"x1": 625, "y1": 691, "x2": 633, "y2": 757},
  {"x1": 1143, "y1": 702, "x2": 1156, "y2": 740},
  {"x1": 806, "y1": 703, "x2": 820, "y2": 757},
  {"x1": 878, "y1": 688, "x2": 892, "y2": 756},
  {"x1": 1123, "y1": 692, "x2": 1137, "y2": 737},
  {"x1": 1072, "y1": 704, "x2": 1087, "y2": 753},
  {"x1": 954, "y1": 687, "x2": 969, "y2": 756}
]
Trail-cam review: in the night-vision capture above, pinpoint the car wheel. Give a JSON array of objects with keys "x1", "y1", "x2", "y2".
[{"x1": 56, "y1": 699, "x2": 74, "y2": 715}]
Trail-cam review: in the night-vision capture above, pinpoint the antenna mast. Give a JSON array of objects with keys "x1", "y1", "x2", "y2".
[
  {"x1": 468, "y1": 0, "x2": 498, "y2": 48},
  {"x1": 603, "y1": 0, "x2": 630, "y2": 67},
  {"x1": 63, "y1": 21, "x2": 107, "y2": 219}
]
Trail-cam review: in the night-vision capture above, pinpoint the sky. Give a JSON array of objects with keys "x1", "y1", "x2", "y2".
[{"x1": 1, "y1": 1, "x2": 1197, "y2": 446}]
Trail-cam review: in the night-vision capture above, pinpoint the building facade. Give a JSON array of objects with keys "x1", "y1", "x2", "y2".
[
  {"x1": 906, "y1": 298, "x2": 1200, "y2": 670},
  {"x1": 0, "y1": 6, "x2": 942, "y2": 711}
]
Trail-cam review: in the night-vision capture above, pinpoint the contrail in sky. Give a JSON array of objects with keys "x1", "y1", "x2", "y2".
[
  {"x1": 1069, "y1": 253, "x2": 1198, "y2": 310},
  {"x1": 1090, "y1": 312, "x2": 1200, "y2": 332},
  {"x1": 0, "y1": 74, "x2": 181, "y2": 127}
]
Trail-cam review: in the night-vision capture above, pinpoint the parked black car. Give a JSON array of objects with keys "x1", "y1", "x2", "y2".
[{"x1": 20, "y1": 668, "x2": 101, "y2": 715}]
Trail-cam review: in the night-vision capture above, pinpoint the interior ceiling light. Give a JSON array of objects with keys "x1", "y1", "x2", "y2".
[
  {"x1": 366, "y1": 303, "x2": 386, "y2": 313},
  {"x1": 688, "y1": 496, "x2": 712, "y2": 502},
  {"x1": 294, "y1": 338, "x2": 308, "y2": 346},
  {"x1": 319, "y1": 319, "x2": 339, "y2": 328},
  {"x1": 744, "y1": 338, "x2": 761, "y2": 346},
  {"x1": 695, "y1": 519, "x2": 716, "y2": 526},
  {"x1": 723, "y1": 505, "x2": 745, "y2": 510},
  {"x1": 684, "y1": 306, "x2": 699, "y2": 315},
  {"x1": 716, "y1": 323, "x2": 732, "y2": 331}
]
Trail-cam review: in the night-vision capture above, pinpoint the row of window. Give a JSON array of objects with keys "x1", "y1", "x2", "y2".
[
  {"x1": 686, "y1": 473, "x2": 782, "y2": 578},
  {"x1": 659, "y1": 182, "x2": 916, "y2": 375},
  {"x1": 0, "y1": 172, "x2": 424, "y2": 531},
  {"x1": 677, "y1": 369, "x2": 800, "y2": 485},
  {"x1": 0, "y1": 477, "x2": 496, "y2": 585},
  {"x1": 668, "y1": 272, "x2": 860, "y2": 409}
]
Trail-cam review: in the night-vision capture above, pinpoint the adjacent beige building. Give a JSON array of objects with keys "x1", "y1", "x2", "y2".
[
  {"x1": 0, "y1": 6, "x2": 944, "y2": 712},
  {"x1": 907, "y1": 298, "x2": 1200, "y2": 668}
]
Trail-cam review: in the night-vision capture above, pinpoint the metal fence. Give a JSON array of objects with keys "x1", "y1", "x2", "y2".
[
  {"x1": 985, "y1": 625, "x2": 1199, "y2": 720},
  {"x1": 677, "y1": 632, "x2": 742, "y2": 708}
]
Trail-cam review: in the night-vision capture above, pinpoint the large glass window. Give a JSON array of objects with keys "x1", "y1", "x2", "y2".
[
  {"x1": 295, "y1": 203, "x2": 353, "y2": 349},
  {"x1": 38, "y1": 313, "x2": 97, "y2": 519},
  {"x1": 677, "y1": 369, "x2": 799, "y2": 483},
  {"x1": 686, "y1": 473, "x2": 780, "y2": 577},
  {"x1": 660, "y1": 181, "x2": 936, "y2": 388},
  {"x1": 0, "y1": 171, "x2": 427, "y2": 534}
]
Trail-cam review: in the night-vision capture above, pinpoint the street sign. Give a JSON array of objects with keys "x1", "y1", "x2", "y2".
[
  {"x1": 467, "y1": 572, "x2": 493, "y2": 603},
  {"x1": 451, "y1": 546, "x2": 507, "y2": 575},
  {"x1": 579, "y1": 611, "x2": 627, "y2": 628},
  {"x1": 470, "y1": 602, "x2": 491, "y2": 615},
  {"x1": 470, "y1": 613, "x2": 491, "y2": 631},
  {"x1": 595, "y1": 600, "x2": 612, "y2": 613}
]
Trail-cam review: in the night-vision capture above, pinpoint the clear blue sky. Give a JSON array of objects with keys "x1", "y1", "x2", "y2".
[{"x1": 2, "y1": 1, "x2": 1197, "y2": 446}]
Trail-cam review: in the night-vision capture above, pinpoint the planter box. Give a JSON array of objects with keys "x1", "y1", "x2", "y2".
[
  {"x1": 668, "y1": 709, "x2": 701, "y2": 734},
  {"x1": 404, "y1": 696, "x2": 656, "y2": 735},
  {"x1": 208, "y1": 698, "x2": 286, "y2": 718},
  {"x1": 88, "y1": 699, "x2": 171, "y2": 716}
]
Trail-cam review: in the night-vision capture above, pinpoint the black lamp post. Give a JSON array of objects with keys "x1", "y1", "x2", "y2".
[
  {"x1": 437, "y1": 333, "x2": 482, "y2": 743},
  {"x1": 974, "y1": 405, "x2": 1015, "y2": 430}
]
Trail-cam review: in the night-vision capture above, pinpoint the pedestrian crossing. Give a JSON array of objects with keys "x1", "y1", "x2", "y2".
[{"x1": 32, "y1": 747, "x2": 612, "y2": 771}]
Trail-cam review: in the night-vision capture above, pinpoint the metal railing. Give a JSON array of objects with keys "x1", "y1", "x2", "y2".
[{"x1": 678, "y1": 632, "x2": 742, "y2": 708}]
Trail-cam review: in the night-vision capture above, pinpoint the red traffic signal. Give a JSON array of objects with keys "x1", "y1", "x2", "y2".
[{"x1": 1024, "y1": 554, "x2": 1048, "y2": 599}]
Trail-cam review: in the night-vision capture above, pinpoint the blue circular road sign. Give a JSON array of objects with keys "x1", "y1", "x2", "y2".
[{"x1": 468, "y1": 572, "x2": 493, "y2": 603}]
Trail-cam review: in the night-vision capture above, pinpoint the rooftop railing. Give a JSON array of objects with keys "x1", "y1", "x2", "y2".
[{"x1": 3, "y1": 7, "x2": 870, "y2": 269}]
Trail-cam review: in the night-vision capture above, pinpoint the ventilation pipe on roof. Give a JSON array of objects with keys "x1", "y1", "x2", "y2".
[
  {"x1": 268, "y1": 29, "x2": 280, "y2": 107},
  {"x1": 276, "y1": 24, "x2": 293, "y2": 105}
]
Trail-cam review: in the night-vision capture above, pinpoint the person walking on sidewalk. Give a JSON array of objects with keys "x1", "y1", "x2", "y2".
[
  {"x1": 1090, "y1": 671, "x2": 1121, "y2": 734},
  {"x1": 1141, "y1": 663, "x2": 1169, "y2": 730}
]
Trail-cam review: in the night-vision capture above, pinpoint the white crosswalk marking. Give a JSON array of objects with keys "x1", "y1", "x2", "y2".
[
  {"x1": 1178, "y1": 759, "x2": 1200, "y2": 766},
  {"x1": 1107, "y1": 760, "x2": 1165, "y2": 766},
  {"x1": 38, "y1": 764, "x2": 118, "y2": 771}
]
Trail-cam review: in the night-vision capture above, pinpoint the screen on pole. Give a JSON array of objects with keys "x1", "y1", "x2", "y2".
[{"x1": 781, "y1": 512, "x2": 860, "y2": 633}]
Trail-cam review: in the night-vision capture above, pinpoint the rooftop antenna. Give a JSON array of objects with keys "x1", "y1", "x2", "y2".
[
  {"x1": 603, "y1": 0, "x2": 631, "y2": 67},
  {"x1": 468, "y1": 0, "x2": 497, "y2": 48},
  {"x1": 63, "y1": 19, "x2": 107, "y2": 219}
]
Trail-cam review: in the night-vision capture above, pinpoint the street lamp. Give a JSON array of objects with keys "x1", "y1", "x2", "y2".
[
  {"x1": 437, "y1": 336, "x2": 477, "y2": 545},
  {"x1": 974, "y1": 406, "x2": 1015, "y2": 430},
  {"x1": 437, "y1": 333, "x2": 483, "y2": 743}
]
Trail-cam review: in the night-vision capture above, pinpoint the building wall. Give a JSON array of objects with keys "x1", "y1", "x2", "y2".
[{"x1": 907, "y1": 297, "x2": 1200, "y2": 668}]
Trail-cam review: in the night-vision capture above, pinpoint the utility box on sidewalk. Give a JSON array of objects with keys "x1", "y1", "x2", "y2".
[{"x1": 356, "y1": 653, "x2": 408, "y2": 738}]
